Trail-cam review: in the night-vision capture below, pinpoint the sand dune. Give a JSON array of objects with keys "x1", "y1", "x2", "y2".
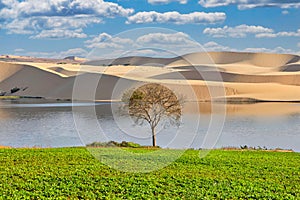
[
  {"x1": 280, "y1": 64, "x2": 300, "y2": 72},
  {"x1": 48, "y1": 67, "x2": 79, "y2": 77},
  {"x1": 1, "y1": 52, "x2": 300, "y2": 102},
  {"x1": 0, "y1": 62, "x2": 25, "y2": 82},
  {"x1": 84, "y1": 56, "x2": 176, "y2": 66},
  {"x1": 0, "y1": 62, "x2": 137, "y2": 100},
  {"x1": 166, "y1": 52, "x2": 299, "y2": 67},
  {"x1": 153, "y1": 70, "x2": 300, "y2": 86}
]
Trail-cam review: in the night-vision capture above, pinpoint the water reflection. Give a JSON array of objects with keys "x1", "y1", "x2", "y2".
[{"x1": 0, "y1": 100, "x2": 299, "y2": 151}]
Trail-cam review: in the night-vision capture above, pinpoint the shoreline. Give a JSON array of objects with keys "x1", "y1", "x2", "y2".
[{"x1": 3, "y1": 96, "x2": 300, "y2": 104}]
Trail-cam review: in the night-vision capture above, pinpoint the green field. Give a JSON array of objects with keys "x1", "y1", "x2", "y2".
[{"x1": 0, "y1": 148, "x2": 299, "y2": 199}]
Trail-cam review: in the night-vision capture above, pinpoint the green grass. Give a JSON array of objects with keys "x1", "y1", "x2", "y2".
[
  {"x1": 0, "y1": 96, "x2": 20, "y2": 99},
  {"x1": 0, "y1": 148, "x2": 299, "y2": 199}
]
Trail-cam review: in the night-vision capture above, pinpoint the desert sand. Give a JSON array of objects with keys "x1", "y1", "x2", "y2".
[{"x1": 0, "y1": 52, "x2": 300, "y2": 102}]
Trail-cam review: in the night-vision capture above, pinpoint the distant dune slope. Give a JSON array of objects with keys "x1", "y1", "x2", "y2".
[
  {"x1": 152, "y1": 70, "x2": 300, "y2": 86},
  {"x1": 83, "y1": 56, "x2": 177, "y2": 66},
  {"x1": 84, "y1": 52, "x2": 300, "y2": 73},
  {"x1": 167, "y1": 52, "x2": 299, "y2": 67}
]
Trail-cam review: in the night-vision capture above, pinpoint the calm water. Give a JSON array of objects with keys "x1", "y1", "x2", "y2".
[{"x1": 0, "y1": 99, "x2": 300, "y2": 152}]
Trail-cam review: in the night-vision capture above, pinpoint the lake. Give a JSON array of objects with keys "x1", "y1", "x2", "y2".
[{"x1": 0, "y1": 99, "x2": 300, "y2": 152}]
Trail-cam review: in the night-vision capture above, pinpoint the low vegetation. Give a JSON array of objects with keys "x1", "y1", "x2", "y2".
[
  {"x1": 87, "y1": 141, "x2": 142, "y2": 148},
  {"x1": 0, "y1": 96, "x2": 20, "y2": 100},
  {"x1": 221, "y1": 145, "x2": 294, "y2": 152},
  {"x1": 0, "y1": 147, "x2": 299, "y2": 199}
]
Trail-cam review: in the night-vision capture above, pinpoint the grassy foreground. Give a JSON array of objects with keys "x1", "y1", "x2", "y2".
[{"x1": 0, "y1": 148, "x2": 299, "y2": 199}]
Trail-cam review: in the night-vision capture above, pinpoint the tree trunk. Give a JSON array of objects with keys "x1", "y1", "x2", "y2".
[{"x1": 151, "y1": 127, "x2": 156, "y2": 147}]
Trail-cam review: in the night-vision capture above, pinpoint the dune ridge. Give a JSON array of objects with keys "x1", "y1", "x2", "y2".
[
  {"x1": 84, "y1": 52, "x2": 299, "y2": 68},
  {"x1": 1, "y1": 52, "x2": 300, "y2": 102}
]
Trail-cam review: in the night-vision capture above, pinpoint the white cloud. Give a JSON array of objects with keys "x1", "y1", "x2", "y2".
[
  {"x1": 203, "y1": 41, "x2": 236, "y2": 52},
  {"x1": 136, "y1": 32, "x2": 203, "y2": 55},
  {"x1": 59, "y1": 48, "x2": 88, "y2": 58},
  {"x1": 0, "y1": 0, "x2": 134, "y2": 19},
  {"x1": 14, "y1": 48, "x2": 25, "y2": 52},
  {"x1": 148, "y1": 0, "x2": 187, "y2": 4},
  {"x1": 4, "y1": 15, "x2": 102, "y2": 36},
  {"x1": 15, "y1": 48, "x2": 88, "y2": 59},
  {"x1": 85, "y1": 31, "x2": 300, "y2": 59},
  {"x1": 202, "y1": 41, "x2": 299, "y2": 55},
  {"x1": 125, "y1": 49, "x2": 167, "y2": 57},
  {"x1": 85, "y1": 32, "x2": 204, "y2": 59},
  {"x1": 136, "y1": 32, "x2": 199, "y2": 47},
  {"x1": 126, "y1": 11, "x2": 226, "y2": 24},
  {"x1": 282, "y1": 10, "x2": 289, "y2": 15},
  {"x1": 85, "y1": 33, "x2": 134, "y2": 49},
  {"x1": 85, "y1": 33, "x2": 112, "y2": 45},
  {"x1": 244, "y1": 47, "x2": 298, "y2": 55},
  {"x1": 199, "y1": 0, "x2": 300, "y2": 9},
  {"x1": 204, "y1": 25, "x2": 300, "y2": 39},
  {"x1": 203, "y1": 24, "x2": 274, "y2": 38},
  {"x1": 86, "y1": 32, "x2": 199, "y2": 49},
  {"x1": 0, "y1": 0, "x2": 134, "y2": 38},
  {"x1": 4, "y1": 18, "x2": 34, "y2": 34},
  {"x1": 256, "y1": 29, "x2": 300, "y2": 38},
  {"x1": 30, "y1": 29, "x2": 87, "y2": 39}
]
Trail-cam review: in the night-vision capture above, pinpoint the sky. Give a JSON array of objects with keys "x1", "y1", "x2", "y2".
[{"x1": 0, "y1": 0, "x2": 299, "y2": 58}]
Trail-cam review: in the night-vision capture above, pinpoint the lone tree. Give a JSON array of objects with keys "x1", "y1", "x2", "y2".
[{"x1": 122, "y1": 83, "x2": 182, "y2": 147}]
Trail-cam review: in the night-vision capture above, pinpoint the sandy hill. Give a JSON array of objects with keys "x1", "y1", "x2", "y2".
[
  {"x1": 84, "y1": 56, "x2": 177, "y2": 66},
  {"x1": 1, "y1": 52, "x2": 300, "y2": 102},
  {"x1": 85, "y1": 52, "x2": 299, "y2": 68},
  {"x1": 0, "y1": 62, "x2": 136, "y2": 100}
]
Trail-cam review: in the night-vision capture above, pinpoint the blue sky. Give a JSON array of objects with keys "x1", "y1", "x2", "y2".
[{"x1": 0, "y1": 0, "x2": 299, "y2": 58}]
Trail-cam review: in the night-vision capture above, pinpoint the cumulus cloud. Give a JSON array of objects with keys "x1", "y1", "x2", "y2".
[
  {"x1": 203, "y1": 41, "x2": 299, "y2": 55},
  {"x1": 5, "y1": 15, "x2": 102, "y2": 37},
  {"x1": 126, "y1": 11, "x2": 226, "y2": 24},
  {"x1": 30, "y1": 29, "x2": 87, "y2": 39},
  {"x1": 256, "y1": 29, "x2": 300, "y2": 38},
  {"x1": 244, "y1": 47, "x2": 299, "y2": 55},
  {"x1": 14, "y1": 48, "x2": 25, "y2": 52},
  {"x1": 203, "y1": 41, "x2": 236, "y2": 52},
  {"x1": 136, "y1": 32, "x2": 204, "y2": 55},
  {"x1": 0, "y1": 0, "x2": 134, "y2": 19},
  {"x1": 0, "y1": 0, "x2": 134, "y2": 38},
  {"x1": 199, "y1": 0, "x2": 300, "y2": 9},
  {"x1": 135, "y1": 32, "x2": 203, "y2": 56},
  {"x1": 203, "y1": 24, "x2": 274, "y2": 38},
  {"x1": 85, "y1": 31, "x2": 300, "y2": 59},
  {"x1": 85, "y1": 32, "x2": 199, "y2": 52},
  {"x1": 148, "y1": 0, "x2": 187, "y2": 4},
  {"x1": 138, "y1": 32, "x2": 188, "y2": 44},
  {"x1": 85, "y1": 33, "x2": 112, "y2": 45},
  {"x1": 204, "y1": 25, "x2": 300, "y2": 39},
  {"x1": 85, "y1": 31, "x2": 204, "y2": 59},
  {"x1": 14, "y1": 48, "x2": 88, "y2": 59},
  {"x1": 85, "y1": 33, "x2": 134, "y2": 49},
  {"x1": 59, "y1": 48, "x2": 88, "y2": 58}
]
